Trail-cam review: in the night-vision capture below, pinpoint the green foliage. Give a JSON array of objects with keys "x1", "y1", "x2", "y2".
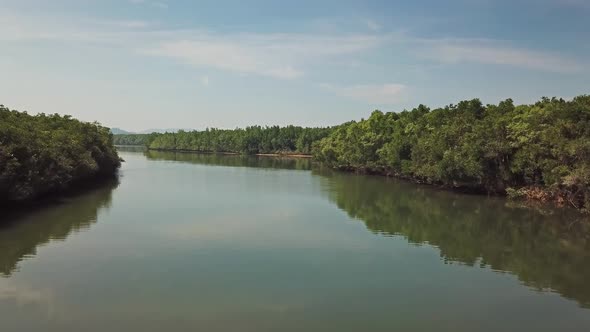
[
  {"x1": 313, "y1": 95, "x2": 590, "y2": 210},
  {"x1": 114, "y1": 134, "x2": 150, "y2": 146},
  {"x1": 0, "y1": 105, "x2": 121, "y2": 202},
  {"x1": 146, "y1": 126, "x2": 332, "y2": 155},
  {"x1": 144, "y1": 150, "x2": 312, "y2": 171}
]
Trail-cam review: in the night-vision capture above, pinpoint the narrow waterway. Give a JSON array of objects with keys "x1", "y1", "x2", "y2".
[{"x1": 1, "y1": 149, "x2": 589, "y2": 331}]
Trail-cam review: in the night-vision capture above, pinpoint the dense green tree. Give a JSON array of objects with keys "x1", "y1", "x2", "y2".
[
  {"x1": 140, "y1": 126, "x2": 332, "y2": 155},
  {"x1": 110, "y1": 95, "x2": 590, "y2": 210},
  {"x1": 113, "y1": 134, "x2": 153, "y2": 146},
  {"x1": 313, "y1": 95, "x2": 590, "y2": 210},
  {"x1": 0, "y1": 105, "x2": 121, "y2": 203}
]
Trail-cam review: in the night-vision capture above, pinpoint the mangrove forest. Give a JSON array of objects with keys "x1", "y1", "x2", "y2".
[
  {"x1": 114, "y1": 95, "x2": 590, "y2": 211},
  {"x1": 0, "y1": 105, "x2": 121, "y2": 204}
]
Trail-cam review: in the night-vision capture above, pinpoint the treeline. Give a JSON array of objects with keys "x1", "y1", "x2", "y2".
[
  {"x1": 0, "y1": 105, "x2": 121, "y2": 203},
  {"x1": 313, "y1": 95, "x2": 590, "y2": 210},
  {"x1": 113, "y1": 133, "x2": 152, "y2": 146},
  {"x1": 141, "y1": 126, "x2": 333, "y2": 155},
  {"x1": 145, "y1": 150, "x2": 313, "y2": 171}
]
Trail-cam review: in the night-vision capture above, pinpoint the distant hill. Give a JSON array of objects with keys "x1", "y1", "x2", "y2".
[{"x1": 110, "y1": 128, "x2": 134, "y2": 135}]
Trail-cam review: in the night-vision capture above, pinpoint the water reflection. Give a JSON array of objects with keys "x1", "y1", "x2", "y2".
[
  {"x1": 115, "y1": 145, "x2": 146, "y2": 153},
  {"x1": 4, "y1": 148, "x2": 590, "y2": 322},
  {"x1": 145, "y1": 150, "x2": 312, "y2": 171},
  {"x1": 135, "y1": 151, "x2": 590, "y2": 308},
  {"x1": 314, "y1": 168, "x2": 590, "y2": 308},
  {"x1": 0, "y1": 179, "x2": 118, "y2": 276}
]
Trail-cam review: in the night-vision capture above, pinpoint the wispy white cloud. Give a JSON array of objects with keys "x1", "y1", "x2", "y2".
[
  {"x1": 0, "y1": 9, "x2": 380, "y2": 80},
  {"x1": 320, "y1": 83, "x2": 407, "y2": 104},
  {"x1": 121, "y1": 20, "x2": 150, "y2": 28},
  {"x1": 144, "y1": 34, "x2": 379, "y2": 79},
  {"x1": 366, "y1": 20, "x2": 381, "y2": 31},
  {"x1": 419, "y1": 39, "x2": 583, "y2": 73},
  {"x1": 0, "y1": 8, "x2": 584, "y2": 80},
  {"x1": 200, "y1": 75, "x2": 209, "y2": 86},
  {"x1": 96, "y1": 19, "x2": 150, "y2": 29},
  {"x1": 152, "y1": 2, "x2": 169, "y2": 9},
  {"x1": 129, "y1": 0, "x2": 168, "y2": 9},
  {"x1": 146, "y1": 39, "x2": 303, "y2": 79},
  {"x1": 0, "y1": 9, "x2": 158, "y2": 42}
]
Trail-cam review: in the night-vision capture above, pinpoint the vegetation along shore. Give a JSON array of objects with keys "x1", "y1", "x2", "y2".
[
  {"x1": 0, "y1": 105, "x2": 121, "y2": 206},
  {"x1": 115, "y1": 95, "x2": 590, "y2": 212}
]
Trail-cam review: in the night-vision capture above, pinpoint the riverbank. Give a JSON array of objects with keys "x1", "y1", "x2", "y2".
[
  {"x1": 0, "y1": 105, "x2": 121, "y2": 205},
  {"x1": 125, "y1": 145, "x2": 587, "y2": 212},
  {"x1": 138, "y1": 147, "x2": 313, "y2": 158},
  {"x1": 148, "y1": 148, "x2": 239, "y2": 155},
  {"x1": 313, "y1": 96, "x2": 590, "y2": 213},
  {"x1": 255, "y1": 153, "x2": 312, "y2": 158},
  {"x1": 112, "y1": 95, "x2": 590, "y2": 212},
  {"x1": 328, "y1": 164, "x2": 587, "y2": 212},
  {"x1": 1, "y1": 175, "x2": 119, "y2": 219}
]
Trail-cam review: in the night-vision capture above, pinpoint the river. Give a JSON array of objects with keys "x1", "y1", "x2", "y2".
[{"x1": 1, "y1": 149, "x2": 589, "y2": 331}]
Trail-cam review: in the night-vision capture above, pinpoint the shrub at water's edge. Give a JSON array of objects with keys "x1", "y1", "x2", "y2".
[
  {"x1": 312, "y1": 95, "x2": 590, "y2": 211},
  {"x1": 0, "y1": 105, "x2": 121, "y2": 203},
  {"x1": 114, "y1": 127, "x2": 333, "y2": 155},
  {"x1": 112, "y1": 95, "x2": 590, "y2": 211},
  {"x1": 113, "y1": 133, "x2": 154, "y2": 146}
]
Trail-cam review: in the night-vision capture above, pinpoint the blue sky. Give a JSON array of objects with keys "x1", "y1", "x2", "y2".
[{"x1": 0, "y1": 0, "x2": 588, "y2": 131}]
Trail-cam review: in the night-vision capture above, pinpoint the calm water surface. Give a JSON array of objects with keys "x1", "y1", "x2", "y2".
[{"x1": 1, "y1": 149, "x2": 590, "y2": 331}]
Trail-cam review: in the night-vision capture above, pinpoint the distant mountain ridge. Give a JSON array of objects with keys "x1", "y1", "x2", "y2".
[{"x1": 110, "y1": 127, "x2": 134, "y2": 135}]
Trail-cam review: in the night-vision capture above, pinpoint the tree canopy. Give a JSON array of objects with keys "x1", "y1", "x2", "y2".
[
  {"x1": 0, "y1": 105, "x2": 121, "y2": 203},
  {"x1": 115, "y1": 126, "x2": 333, "y2": 155},
  {"x1": 113, "y1": 95, "x2": 590, "y2": 210},
  {"x1": 113, "y1": 133, "x2": 153, "y2": 146},
  {"x1": 313, "y1": 95, "x2": 590, "y2": 210}
]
